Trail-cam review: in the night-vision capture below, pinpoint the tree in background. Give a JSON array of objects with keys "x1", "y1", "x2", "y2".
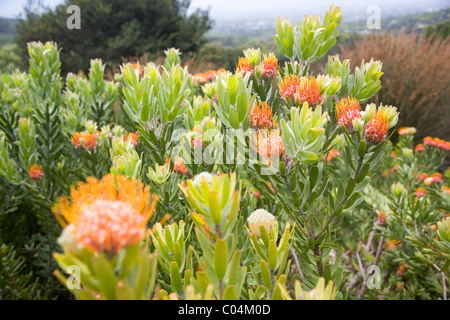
[{"x1": 15, "y1": 0, "x2": 212, "y2": 74}]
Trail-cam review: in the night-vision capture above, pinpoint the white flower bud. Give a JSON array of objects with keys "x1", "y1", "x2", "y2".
[
  {"x1": 193, "y1": 172, "x2": 213, "y2": 189},
  {"x1": 247, "y1": 209, "x2": 276, "y2": 237}
]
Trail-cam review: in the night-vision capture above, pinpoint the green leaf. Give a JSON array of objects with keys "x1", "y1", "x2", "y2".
[
  {"x1": 223, "y1": 285, "x2": 237, "y2": 300},
  {"x1": 358, "y1": 140, "x2": 366, "y2": 158},
  {"x1": 170, "y1": 261, "x2": 183, "y2": 293},
  {"x1": 214, "y1": 240, "x2": 228, "y2": 281}
]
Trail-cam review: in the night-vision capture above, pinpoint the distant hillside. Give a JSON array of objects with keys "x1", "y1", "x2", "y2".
[
  {"x1": 207, "y1": 7, "x2": 450, "y2": 42},
  {"x1": 340, "y1": 8, "x2": 450, "y2": 33},
  {"x1": 0, "y1": 17, "x2": 19, "y2": 46}
]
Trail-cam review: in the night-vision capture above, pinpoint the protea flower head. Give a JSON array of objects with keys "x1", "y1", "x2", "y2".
[
  {"x1": 71, "y1": 131, "x2": 100, "y2": 150},
  {"x1": 262, "y1": 54, "x2": 278, "y2": 78},
  {"x1": 295, "y1": 76, "x2": 323, "y2": 106},
  {"x1": 52, "y1": 174, "x2": 159, "y2": 228},
  {"x1": 423, "y1": 137, "x2": 450, "y2": 151},
  {"x1": 398, "y1": 127, "x2": 416, "y2": 136},
  {"x1": 250, "y1": 101, "x2": 274, "y2": 130},
  {"x1": 173, "y1": 156, "x2": 189, "y2": 176},
  {"x1": 279, "y1": 74, "x2": 301, "y2": 103},
  {"x1": 28, "y1": 164, "x2": 43, "y2": 181},
  {"x1": 124, "y1": 132, "x2": 139, "y2": 147},
  {"x1": 415, "y1": 144, "x2": 425, "y2": 153},
  {"x1": 257, "y1": 131, "x2": 285, "y2": 159},
  {"x1": 236, "y1": 57, "x2": 253, "y2": 76},
  {"x1": 335, "y1": 97, "x2": 362, "y2": 134},
  {"x1": 247, "y1": 208, "x2": 276, "y2": 237},
  {"x1": 364, "y1": 109, "x2": 389, "y2": 146},
  {"x1": 67, "y1": 199, "x2": 147, "y2": 254},
  {"x1": 415, "y1": 187, "x2": 426, "y2": 197}
]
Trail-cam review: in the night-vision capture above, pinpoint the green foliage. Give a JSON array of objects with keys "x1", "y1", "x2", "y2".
[{"x1": 0, "y1": 43, "x2": 21, "y2": 73}]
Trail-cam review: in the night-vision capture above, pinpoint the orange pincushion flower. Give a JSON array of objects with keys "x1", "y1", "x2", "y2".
[
  {"x1": 279, "y1": 74, "x2": 301, "y2": 103},
  {"x1": 28, "y1": 164, "x2": 43, "y2": 181},
  {"x1": 71, "y1": 132, "x2": 83, "y2": 148},
  {"x1": 258, "y1": 133, "x2": 285, "y2": 159},
  {"x1": 72, "y1": 131, "x2": 100, "y2": 150},
  {"x1": 132, "y1": 63, "x2": 143, "y2": 76},
  {"x1": 236, "y1": 57, "x2": 253, "y2": 76},
  {"x1": 262, "y1": 54, "x2": 278, "y2": 78},
  {"x1": 364, "y1": 109, "x2": 389, "y2": 146},
  {"x1": 83, "y1": 133, "x2": 97, "y2": 150},
  {"x1": 415, "y1": 187, "x2": 426, "y2": 197},
  {"x1": 378, "y1": 211, "x2": 386, "y2": 225},
  {"x1": 323, "y1": 149, "x2": 340, "y2": 162},
  {"x1": 415, "y1": 144, "x2": 425, "y2": 153},
  {"x1": 68, "y1": 199, "x2": 147, "y2": 254},
  {"x1": 124, "y1": 132, "x2": 139, "y2": 147},
  {"x1": 431, "y1": 172, "x2": 443, "y2": 183},
  {"x1": 173, "y1": 156, "x2": 189, "y2": 175},
  {"x1": 250, "y1": 102, "x2": 274, "y2": 130},
  {"x1": 423, "y1": 137, "x2": 450, "y2": 150},
  {"x1": 52, "y1": 174, "x2": 159, "y2": 228},
  {"x1": 191, "y1": 125, "x2": 203, "y2": 149},
  {"x1": 295, "y1": 76, "x2": 322, "y2": 106},
  {"x1": 386, "y1": 239, "x2": 401, "y2": 250},
  {"x1": 335, "y1": 97, "x2": 362, "y2": 134}
]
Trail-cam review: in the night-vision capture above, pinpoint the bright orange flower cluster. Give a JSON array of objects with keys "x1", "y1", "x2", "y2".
[
  {"x1": 364, "y1": 109, "x2": 389, "y2": 146},
  {"x1": 250, "y1": 102, "x2": 275, "y2": 130},
  {"x1": 258, "y1": 132, "x2": 285, "y2": 159},
  {"x1": 295, "y1": 76, "x2": 322, "y2": 106},
  {"x1": 335, "y1": 98, "x2": 362, "y2": 134},
  {"x1": 398, "y1": 127, "x2": 416, "y2": 136},
  {"x1": 28, "y1": 164, "x2": 43, "y2": 181},
  {"x1": 424, "y1": 172, "x2": 443, "y2": 186},
  {"x1": 52, "y1": 174, "x2": 159, "y2": 228},
  {"x1": 415, "y1": 144, "x2": 425, "y2": 153},
  {"x1": 278, "y1": 74, "x2": 300, "y2": 103},
  {"x1": 71, "y1": 131, "x2": 101, "y2": 150},
  {"x1": 279, "y1": 75, "x2": 322, "y2": 106},
  {"x1": 132, "y1": 63, "x2": 143, "y2": 76},
  {"x1": 236, "y1": 57, "x2": 253, "y2": 76},
  {"x1": 193, "y1": 69, "x2": 226, "y2": 84},
  {"x1": 386, "y1": 239, "x2": 402, "y2": 250},
  {"x1": 262, "y1": 54, "x2": 278, "y2": 78},
  {"x1": 124, "y1": 132, "x2": 139, "y2": 147},
  {"x1": 423, "y1": 137, "x2": 450, "y2": 151},
  {"x1": 68, "y1": 199, "x2": 147, "y2": 254},
  {"x1": 173, "y1": 156, "x2": 189, "y2": 175},
  {"x1": 378, "y1": 211, "x2": 386, "y2": 226},
  {"x1": 415, "y1": 187, "x2": 426, "y2": 197},
  {"x1": 323, "y1": 149, "x2": 340, "y2": 162}
]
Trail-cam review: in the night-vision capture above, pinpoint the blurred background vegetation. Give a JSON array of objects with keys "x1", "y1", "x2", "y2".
[{"x1": 0, "y1": 1, "x2": 449, "y2": 141}]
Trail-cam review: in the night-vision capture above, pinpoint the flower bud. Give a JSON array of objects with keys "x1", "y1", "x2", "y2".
[
  {"x1": 247, "y1": 209, "x2": 276, "y2": 237},
  {"x1": 193, "y1": 172, "x2": 213, "y2": 189},
  {"x1": 391, "y1": 182, "x2": 406, "y2": 197},
  {"x1": 437, "y1": 217, "x2": 450, "y2": 242}
]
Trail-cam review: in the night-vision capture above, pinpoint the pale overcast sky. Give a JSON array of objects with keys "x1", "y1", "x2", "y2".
[{"x1": 0, "y1": 0, "x2": 449, "y2": 19}]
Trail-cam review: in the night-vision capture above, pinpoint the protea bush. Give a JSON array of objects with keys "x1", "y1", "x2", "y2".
[{"x1": 0, "y1": 5, "x2": 448, "y2": 301}]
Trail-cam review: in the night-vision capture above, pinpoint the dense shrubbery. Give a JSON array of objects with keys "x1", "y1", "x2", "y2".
[{"x1": 0, "y1": 5, "x2": 449, "y2": 300}]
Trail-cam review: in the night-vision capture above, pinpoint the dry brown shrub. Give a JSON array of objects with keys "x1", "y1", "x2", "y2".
[{"x1": 339, "y1": 31, "x2": 450, "y2": 142}]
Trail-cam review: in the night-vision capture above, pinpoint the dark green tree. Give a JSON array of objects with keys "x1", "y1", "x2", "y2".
[{"x1": 16, "y1": 0, "x2": 212, "y2": 73}]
